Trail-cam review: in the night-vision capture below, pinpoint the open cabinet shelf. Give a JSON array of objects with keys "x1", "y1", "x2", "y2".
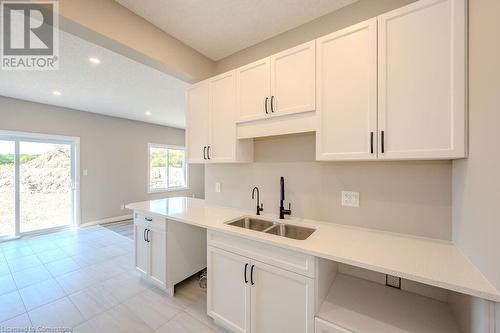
[{"x1": 316, "y1": 274, "x2": 460, "y2": 333}]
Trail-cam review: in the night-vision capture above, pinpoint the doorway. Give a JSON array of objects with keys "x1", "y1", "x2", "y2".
[{"x1": 0, "y1": 131, "x2": 80, "y2": 239}]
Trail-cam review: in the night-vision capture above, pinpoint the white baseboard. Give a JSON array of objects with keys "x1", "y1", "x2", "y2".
[{"x1": 80, "y1": 214, "x2": 133, "y2": 228}]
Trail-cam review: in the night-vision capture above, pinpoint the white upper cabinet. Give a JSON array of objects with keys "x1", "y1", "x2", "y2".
[
  {"x1": 270, "y1": 41, "x2": 316, "y2": 117},
  {"x1": 236, "y1": 58, "x2": 271, "y2": 122},
  {"x1": 236, "y1": 41, "x2": 316, "y2": 123},
  {"x1": 186, "y1": 71, "x2": 253, "y2": 164},
  {"x1": 209, "y1": 71, "x2": 238, "y2": 162},
  {"x1": 316, "y1": 19, "x2": 378, "y2": 161},
  {"x1": 377, "y1": 0, "x2": 467, "y2": 159},
  {"x1": 187, "y1": 0, "x2": 467, "y2": 163},
  {"x1": 186, "y1": 82, "x2": 210, "y2": 163}
]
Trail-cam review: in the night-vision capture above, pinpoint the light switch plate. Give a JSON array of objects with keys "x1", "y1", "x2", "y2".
[
  {"x1": 82, "y1": 169, "x2": 88, "y2": 176},
  {"x1": 341, "y1": 191, "x2": 359, "y2": 207},
  {"x1": 215, "y1": 182, "x2": 221, "y2": 193}
]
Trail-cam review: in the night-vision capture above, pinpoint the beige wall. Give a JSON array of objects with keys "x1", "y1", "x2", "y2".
[
  {"x1": 452, "y1": 0, "x2": 500, "y2": 292},
  {"x1": 215, "y1": 0, "x2": 416, "y2": 73},
  {"x1": 0, "y1": 96, "x2": 204, "y2": 224},
  {"x1": 205, "y1": 133, "x2": 452, "y2": 240},
  {"x1": 57, "y1": 0, "x2": 215, "y2": 82}
]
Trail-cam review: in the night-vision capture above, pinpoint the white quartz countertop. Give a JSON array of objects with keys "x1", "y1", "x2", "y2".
[{"x1": 126, "y1": 197, "x2": 500, "y2": 302}]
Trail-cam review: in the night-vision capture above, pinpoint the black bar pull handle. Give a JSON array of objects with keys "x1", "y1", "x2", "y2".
[
  {"x1": 370, "y1": 132, "x2": 374, "y2": 154},
  {"x1": 381, "y1": 131, "x2": 385, "y2": 154},
  {"x1": 207, "y1": 146, "x2": 211, "y2": 160},
  {"x1": 244, "y1": 263, "x2": 249, "y2": 284},
  {"x1": 270, "y1": 96, "x2": 275, "y2": 112},
  {"x1": 147, "y1": 229, "x2": 151, "y2": 242},
  {"x1": 203, "y1": 146, "x2": 207, "y2": 160},
  {"x1": 143, "y1": 229, "x2": 146, "y2": 242},
  {"x1": 265, "y1": 97, "x2": 269, "y2": 114},
  {"x1": 250, "y1": 265, "x2": 255, "y2": 285}
]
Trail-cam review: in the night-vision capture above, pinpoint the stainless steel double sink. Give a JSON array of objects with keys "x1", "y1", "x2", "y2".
[{"x1": 226, "y1": 217, "x2": 316, "y2": 240}]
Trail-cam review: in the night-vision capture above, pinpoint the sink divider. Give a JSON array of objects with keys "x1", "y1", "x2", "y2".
[{"x1": 262, "y1": 224, "x2": 278, "y2": 233}]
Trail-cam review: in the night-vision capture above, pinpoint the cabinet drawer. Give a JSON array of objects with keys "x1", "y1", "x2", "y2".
[
  {"x1": 315, "y1": 318, "x2": 352, "y2": 333},
  {"x1": 134, "y1": 212, "x2": 166, "y2": 231},
  {"x1": 208, "y1": 230, "x2": 315, "y2": 278}
]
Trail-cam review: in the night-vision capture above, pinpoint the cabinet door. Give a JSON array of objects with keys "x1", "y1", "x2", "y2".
[
  {"x1": 186, "y1": 82, "x2": 210, "y2": 163},
  {"x1": 378, "y1": 0, "x2": 467, "y2": 159},
  {"x1": 236, "y1": 58, "x2": 271, "y2": 123},
  {"x1": 316, "y1": 19, "x2": 377, "y2": 161},
  {"x1": 134, "y1": 224, "x2": 149, "y2": 275},
  {"x1": 250, "y1": 260, "x2": 314, "y2": 333},
  {"x1": 270, "y1": 41, "x2": 316, "y2": 117},
  {"x1": 209, "y1": 71, "x2": 236, "y2": 162},
  {"x1": 207, "y1": 246, "x2": 250, "y2": 333},
  {"x1": 148, "y1": 228, "x2": 166, "y2": 286}
]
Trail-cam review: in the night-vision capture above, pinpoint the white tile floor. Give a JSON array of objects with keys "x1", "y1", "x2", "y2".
[{"x1": 0, "y1": 226, "x2": 228, "y2": 333}]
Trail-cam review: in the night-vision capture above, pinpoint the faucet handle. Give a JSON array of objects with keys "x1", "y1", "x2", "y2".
[{"x1": 256, "y1": 203, "x2": 264, "y2": 215}]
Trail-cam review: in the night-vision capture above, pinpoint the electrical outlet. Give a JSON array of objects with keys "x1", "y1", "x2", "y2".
[
  {"x1": 341, "y1": 191, "x2": 359, "y2": 207},
  {"x1": 82, "y1": 169, "x2": 88, "y2": 176},
  {"x1": 215, "y1": 182, "x2": 221, "y2": 193},
  {"x1": 386, "y1": 275, "x2": 401, "y2": 289}
]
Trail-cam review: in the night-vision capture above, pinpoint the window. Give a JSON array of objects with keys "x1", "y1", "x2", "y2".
[{"x1": 148, "y1": 144, "x2": 188, "y2": 193}]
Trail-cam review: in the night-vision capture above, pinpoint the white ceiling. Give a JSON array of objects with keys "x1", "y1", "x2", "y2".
[
  {"x1": 0, "y1": 29, "x2": 189, "y2": 128},
  {"x1": 115, "y1": 0, "x2": 359, "y2": 60}
]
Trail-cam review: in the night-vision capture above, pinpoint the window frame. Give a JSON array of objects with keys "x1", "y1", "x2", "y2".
[{"x1": 147, "y1": 143, "x2": 189, "y2": 194}]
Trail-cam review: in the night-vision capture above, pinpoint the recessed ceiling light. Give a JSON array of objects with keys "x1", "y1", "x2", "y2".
[
  {"x1": 145, "y1": 111, "x2": 152, "y2": 116},
  {"x1": 52, "y1": 90, "x2": 62, "y2": 96},
  {"x1": 88, "y1": 57, "x2": 101, "y2": 64}
]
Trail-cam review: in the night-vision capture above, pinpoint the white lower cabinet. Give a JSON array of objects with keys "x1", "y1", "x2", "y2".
[
  {"x1": 250, "y1": 259, "x2": 314, "y2": 333},
  {"x1": 207, "y1": 235, "x2": 315, "y2": 333},
  {"x1": 207, "y1": 246, "x2": 250, "y2": 333},
  {"x1": 149, "y1": 228, "x2": 166, "y2": 286},
  {"x1": 134, "y1": 223, "x2": 150, "y2": 275},
  {"x1": 134, "y1": 221, "x2": 167, "y2": 286},
  {"x1": 134, "y1": 213, "x2": 207, "y2": 296}
]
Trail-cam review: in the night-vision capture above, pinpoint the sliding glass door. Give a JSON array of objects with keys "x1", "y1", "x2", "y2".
[
  {"x1": 0, "y1": 140, "x2": 15, "y2": 238},
  {"x1": 19, "y1": 141, "x2": 74, "y2": 233},
  {"x1": 0, "y1": 133, "x2": 79, "y2": 239}
]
